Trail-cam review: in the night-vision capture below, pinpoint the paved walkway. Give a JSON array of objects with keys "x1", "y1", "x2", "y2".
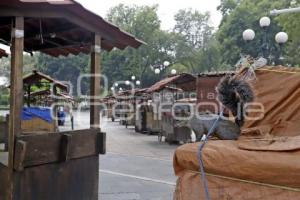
[
  {"x1": 64, "y1": 112, "x2": 179, "y2": 200},
  {"x1": 100, "y1": 120, "x2": 178, "y2": 200}
]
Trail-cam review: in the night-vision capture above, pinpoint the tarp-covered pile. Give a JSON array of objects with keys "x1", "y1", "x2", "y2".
[{"x1": 173, "y1": 66, "x2": 300, "y2": 200}]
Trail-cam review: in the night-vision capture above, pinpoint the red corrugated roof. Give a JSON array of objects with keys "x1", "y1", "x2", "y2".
[{"x1": 147, "y1": 73, "x2": 196, "y2": 93}]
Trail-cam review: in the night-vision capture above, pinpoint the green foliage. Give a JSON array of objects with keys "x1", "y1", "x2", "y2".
[
  {"x1": 217, "y1": 0, "x2": 290, "y2": 66},
  {"x1": 276, "y1": 0, "x2": 300, "y2": 65},
  {"x1": 0, "y1": 88, "x2": 9, "y2": 106},
  {"x1": 36, "y1": 53, "x2": 90, "y2": 95},
  {"x1": 104, "y1": 4, "x2": 175, "y2": 87},
  {"x1": 173, "y1": 9, "x2": 222, "y2": 73}
]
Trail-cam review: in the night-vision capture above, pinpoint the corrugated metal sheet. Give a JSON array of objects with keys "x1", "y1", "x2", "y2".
[
  {"x1": 0, "y1": 0, "x2": 144, "y2": 57},
  {"x1": 147, "y1": 73, "x2": 196, "y2": 93}
]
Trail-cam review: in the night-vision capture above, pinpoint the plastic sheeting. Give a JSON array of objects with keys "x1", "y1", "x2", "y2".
[
  {"x1": 22, "y1": 107, "x2": 53, "y2": 123},
  {"x1": 173, "y1": 66, "x2": 300, "y2": 199}
]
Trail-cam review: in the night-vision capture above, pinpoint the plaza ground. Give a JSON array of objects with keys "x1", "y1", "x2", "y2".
[{"x1": 65, "y1": 111, "x2": 179, "y2": 200}]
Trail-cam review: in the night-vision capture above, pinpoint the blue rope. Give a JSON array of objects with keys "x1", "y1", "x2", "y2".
[
  {"x1": 197, "y1": 109, "x2": 224, "y2": 200},
  {"x1": 197, "y1": 67, "x2": 255, "y2": 200}
]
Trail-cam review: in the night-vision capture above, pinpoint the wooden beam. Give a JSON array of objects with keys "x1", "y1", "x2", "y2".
[
  {"x1": 60, "y1": 134, "x2": 72, "y2": 162},
  {"x1": 90, "y1": 34, "x2": 101, "y2": 129},
  {"x1": 13, "y1": 140, "x2": 27, "y2": 172},
  {"x1": 8, "y1": 16, "x2": 24, "y2": 200}
]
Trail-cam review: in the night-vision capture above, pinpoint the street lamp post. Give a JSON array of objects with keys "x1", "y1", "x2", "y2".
[
  {"x1": 275, "y1": 32, "x2": 288, "y2": 64},
  {"x1": 259, "y1": 16, "x2": 271, "y2": 58},
  {"x1": 242, "y1": 19, "x2": 288, "y2": 65},
  {"x1": 152, "y1": 60, "x2": 172, "y2": 78},
  {"x1": 242, "y1": 29, "x2": 255, "y2": 56}
]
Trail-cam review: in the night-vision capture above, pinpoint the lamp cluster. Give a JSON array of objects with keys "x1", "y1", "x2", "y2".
[{"x1": 242, "y1": 17, "x2": 288, "y2": 44}]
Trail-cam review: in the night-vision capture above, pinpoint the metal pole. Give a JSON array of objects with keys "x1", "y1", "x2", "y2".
[{"x1": 270, "y1": 7, "x2": 300, "y2": 15}]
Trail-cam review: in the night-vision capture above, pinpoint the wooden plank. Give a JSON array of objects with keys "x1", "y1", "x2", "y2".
[
  {"x1": 9, "y1": 16, "x2": 24, "y2": 167},
  {"x1": 97, "y1": 132, "x2": 106, "y2": 155},
  {"x1": 90, "y1": 34, "x2": 101, "y2": 129},
  {"x1": 59, "y1": 134, "x2": 72, "y2": 162},
  {"x1": 13, "y1": 141, "x2": 27, "y2": 171},
  {"x1": 13, "y1": 156, "x2": 99, "y2": 200},
  {"x1": 7, "y1": 16, "x2": 24, "y2": 200},
  {"x1": 13, "y1": 129, "x2": 104, "y2": 168},
  {"x1": 0, "y1": 164, "x2": 10, "y2": 200}
]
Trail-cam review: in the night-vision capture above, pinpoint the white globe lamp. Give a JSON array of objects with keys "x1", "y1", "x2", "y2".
[
  {"x1": 154, "y1": 68, "x2": 160, "y2": 74},
  {"x1": 163, "y1": 61, "x2": 170, "y2": 67},
  {"x1": 242, "y1": 29, "x2": 255, "y2": 41},
  {"x1": 275, "y1": 32, "x2": 288, "y2": 44},
  {"x1": 171, "y1": 69, "x2": 177, "y2": 75},
  {"x1": 259, "y1": 17, "x2": 271, "y2": 28}
]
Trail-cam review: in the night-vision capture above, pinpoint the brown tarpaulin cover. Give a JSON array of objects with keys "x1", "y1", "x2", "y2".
[{"x1": 173, "y1": 66, "x2": 300, "y2": 199}]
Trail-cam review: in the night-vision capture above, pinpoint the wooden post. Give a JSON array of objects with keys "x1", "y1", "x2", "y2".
[
  {"x1": 8, "y1": 16, "x2": 24, "y2": 200},
  {"x1": 27, "y1": 84, "x2": 31, "y2": 107},
  {"x1": 90, "y1": 34, "x2": 101, "y2": 129}
]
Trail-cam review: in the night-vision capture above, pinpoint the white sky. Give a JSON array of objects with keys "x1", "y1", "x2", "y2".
[{"x1": 76, "y1": 0, "x2": 222, "y2": 30}]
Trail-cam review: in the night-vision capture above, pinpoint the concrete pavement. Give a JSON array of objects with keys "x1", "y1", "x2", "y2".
[
  {"x1": 63, "y1": 112, "x2": 179, "y2": 200},
  {"x1": 99, "y1": 120, "x2": 178, "y2": 200}
]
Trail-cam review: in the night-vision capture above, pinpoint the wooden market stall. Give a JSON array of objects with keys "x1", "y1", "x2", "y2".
[
  {"x1": 21, "y1": 70, "x2": 73, "y2": 132},
  {"x1": 116, "y1": 90, "x2": 136, "y2": 127},
  {"x1": 147, "y1": 73, "x2": 196, "y2": 142},
  {"x1": 101, "y1": 95, "x2": 116, "y2": 122},
  {"x1": 197, "y1": 71, "x2": 235, "y2": 114},
  {"x1": 134, "y1": 88, "x2": 151, "y2": 133},
  {"x1": 173, "y1": 66, "x2": 300, "y2": 200},
  {"x1": 116, "y1": 88, "x2": 148, "y2": 128},
  {"x1": 0, "y1": 1, "x2": 143, "y2": 200}
]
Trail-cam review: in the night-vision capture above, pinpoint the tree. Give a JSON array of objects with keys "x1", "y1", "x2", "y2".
[
  {"x1": 216, "y1": 0, "x2": 290, "y2": 66},
  {"x1": 276, "y1": 0, "x2": 300, "y2": 66},
  {"x1": 173, "y1": 9, "x2": 219, "y2": 73},
  {"x1": 104, "y1": 4, "x2": 176, "y2": 87},
  {"x1": 36, "y1": 53, "x2": 90, "y2": 96}
]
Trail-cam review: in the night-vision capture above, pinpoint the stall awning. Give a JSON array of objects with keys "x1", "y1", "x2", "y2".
[
  {"x1": 23, "y1": 70, "x2": 68, "y2": 91},
  {"x1": 0, "y1": 0, "x2": 145, "y2": 57},
  {"x1": 147, "y1": 73, "x2": 196, "y2": 93}
]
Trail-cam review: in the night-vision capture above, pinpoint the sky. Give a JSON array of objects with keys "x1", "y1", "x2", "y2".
[{"x1": 76, "y1": 0, "x2": 222, "y2": 30}]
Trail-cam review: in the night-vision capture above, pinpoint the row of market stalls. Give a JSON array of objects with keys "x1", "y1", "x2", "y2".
[{"x1": 102, "y1": 72, "x2": 233, "y2": 144}]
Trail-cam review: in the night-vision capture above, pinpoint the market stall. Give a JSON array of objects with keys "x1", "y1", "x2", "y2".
[
  {"x1": 147, "y1": 73, "x2": 196, "y2": 142},
  {"x1": 102, "y1": 95, "x2": 116, "y2": 122},
  {"x1": 134, "y1": 88, "x2": 150, "y2": 133},
  {"x1": 173, "y1": 66, "x2": 300, "y2": 199},
  {"x1": 0, "y1": 1, "x2": 143, "y2": 200},
  {"x1": 21, "y1": 70, "x2": 73, "y2": 132},
  {"x1": 197, "y1": 71, "x2": 235, "y2": 114}
]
